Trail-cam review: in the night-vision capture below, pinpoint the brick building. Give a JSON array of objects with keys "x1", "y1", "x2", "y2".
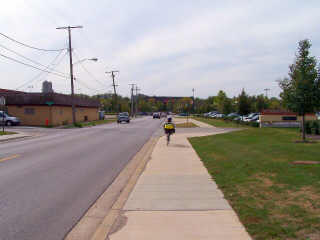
[{"x1": 0, "y1": 89, "x2": 100, "y2": 126}]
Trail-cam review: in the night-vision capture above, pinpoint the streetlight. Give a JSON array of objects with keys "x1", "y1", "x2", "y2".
[{"x1": 73, "y1": 58, "x2": 98, "y2": 65}]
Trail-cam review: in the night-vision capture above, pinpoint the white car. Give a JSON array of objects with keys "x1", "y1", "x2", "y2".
[{"x1": 243, "y1": 113, "x2": 259, "y2": 122}]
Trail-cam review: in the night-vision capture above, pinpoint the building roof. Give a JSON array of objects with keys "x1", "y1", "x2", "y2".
[
  {"x1": 0, "y1": 91, "x2": 100, "y2": 108},
  {"x1": 0, "y1": 88, "x2": 25, "y2": 94}
]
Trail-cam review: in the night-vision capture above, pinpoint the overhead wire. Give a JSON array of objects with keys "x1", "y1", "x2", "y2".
[
  {"x1": 0, "y1": 53, "x2": 68, "y2": 79},
  {"x1": 73, "y1": 51, "x2": 107, "y2": 88},
  {"x1": 15, "y1": 50, "x2": 68, "y2": 90},
  {"x1": 0, "y1": 43, "x2": 68, "y2": 76},
  {"x1": 0, "y1": 32, "x2": 66, "y2": 52}
]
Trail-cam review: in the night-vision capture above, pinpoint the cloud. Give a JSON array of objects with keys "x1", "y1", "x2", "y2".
[{"x1": 1, "y1": 0, "x2": 320, "y2": 98}]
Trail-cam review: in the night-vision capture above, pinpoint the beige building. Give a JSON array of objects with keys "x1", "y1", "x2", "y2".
[
  {"x1": 1, "y1": 90, "x2": 100, "y2": 126},
  {"x1": 260, "y1": 110, "x2": 317, "y2": 127}
]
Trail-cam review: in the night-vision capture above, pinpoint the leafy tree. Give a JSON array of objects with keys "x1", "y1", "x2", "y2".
[
  {"x1": 216, "y1": 90, "x2": 229, "y2": 114},
  {"x1": 279, "y1": 39, "x2": 320, "y2": 141},
  {"x1": 237, "y1": 89, "x2": 251, "y2": 115},
  {"x1": 255, "y1": 94, "x2": 268, "y2": 112}
]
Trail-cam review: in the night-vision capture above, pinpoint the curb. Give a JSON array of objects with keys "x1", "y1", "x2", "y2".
[
  {"x1": 65, "y1": 135, "x2": 159, "y2": 240},
  {"x1": 0, "y1": 133, "x2": 31, "y2": 143}
]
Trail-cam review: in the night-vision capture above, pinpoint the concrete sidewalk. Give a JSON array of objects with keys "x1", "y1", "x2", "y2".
[
  {"x1": 0, "y1": 131, "x2": 31, "y2": 142},
  {"x1": 108, "y1": 119, "x2": 251, "y2": 240}
]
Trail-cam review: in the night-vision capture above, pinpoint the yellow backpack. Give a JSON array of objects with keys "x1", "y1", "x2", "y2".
[{"x1": 164, "y1": 123, "x2": 174, "y2": 130}]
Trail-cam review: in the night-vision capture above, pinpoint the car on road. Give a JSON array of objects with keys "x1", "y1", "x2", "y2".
[
  {"x1": 153, "y1": 112, "x2": 160, "y2": 119},
  {"x1": 0, "y1": 111, "x2": 20, "y2": 126},
  {"x1": 117, "y1": 112, "x2": 130, "y2": 123}
]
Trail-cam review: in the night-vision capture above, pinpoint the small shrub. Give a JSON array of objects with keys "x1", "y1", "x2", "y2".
[
  {"x1": 311, "y1": 121, "x2": 320, "y2": 135},
  {"x1": 305, "y1": 121, "x2": 312, "y2": 134},
  {"x1": 250, "y1": 122, "x2": 259, "y2": 127},
  {"x1": 74, "y1": 122, "x2": 83, "y2": 128}
]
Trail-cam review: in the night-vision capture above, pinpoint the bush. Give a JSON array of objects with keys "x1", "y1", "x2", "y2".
[
  {"x1": 305, "y1": 121, "x2": 312, "y2": 134},
  {"x1": 73, "y1": 122, "x2": 83, "y2": 128},
  {"x1": 250, "y1": 122, "x2": 259, "y2": 127}
]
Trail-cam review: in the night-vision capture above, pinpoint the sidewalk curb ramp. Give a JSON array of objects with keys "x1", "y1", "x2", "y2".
[{"x1": 65, "y1": 135, "x2": 160, "y2": 240}]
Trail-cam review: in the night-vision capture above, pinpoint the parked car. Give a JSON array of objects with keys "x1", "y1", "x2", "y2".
[
  {"x1": 209, "y1": 113, "x2": 218, "y2": 118},
  {"x1": 153, "y1": 112, "x2": 160, "y2": 119},
  {"x1": 0, "y1": 111, "x2": 20, "y2": 126},
  {"x1": 243, "y1": 113, "x2": 259, "y2": 122},
  {"x1": 227, "y1": 113, "x2": 240, "y2": 118},
  {"x1": 117, "y1": 112, "x2": 130, "y2": 123},
  {"x1": 248, "y1": 114, "x2": 260, "y2": 122},
  {"x1": 178, "y1": 113, "x2": 188, "y2": 116},
  {"x1": 215, "y1": 113, "x2": 225, "y2": 118}
]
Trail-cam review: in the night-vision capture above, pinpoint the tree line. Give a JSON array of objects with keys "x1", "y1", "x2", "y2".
[{"x1": 91, "y1": 90, "x2": 282, "y2": 115}]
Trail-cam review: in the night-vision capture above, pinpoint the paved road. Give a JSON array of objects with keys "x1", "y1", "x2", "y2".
[{"x1": 0, "y1": 117, "x2": 163, "y2": 240}]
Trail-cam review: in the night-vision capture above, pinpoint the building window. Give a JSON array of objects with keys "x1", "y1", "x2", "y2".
[
  {"x1": 60, "y1": 109, "x2": 63, "y2": 115},
  {"x1": 282, "y1": 116, "x2": 297, "y2": 121},
  {"x1": 24, "y1": 108, "x2": 35, "y2": 115}
]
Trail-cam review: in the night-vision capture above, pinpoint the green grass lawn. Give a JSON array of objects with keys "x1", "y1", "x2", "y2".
[
  {"x1": 175, "y1": 122, "x2": 198, "y2": 128},
  {"x1": 193, "y1": 117, "x2": 244, "y2": 128},
  {"x1": 189, "y1": 128, "x2": 320, "y2": 240},
  {"x1": 0, "y1": 131, "x2": 16, "y2": 135}
]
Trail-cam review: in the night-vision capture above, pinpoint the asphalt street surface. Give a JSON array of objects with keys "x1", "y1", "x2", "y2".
[{"x1": 0, "y1": 117, "x2": 163, "y2": 240}]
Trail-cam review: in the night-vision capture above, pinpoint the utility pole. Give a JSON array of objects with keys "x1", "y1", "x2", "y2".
[
  {"x1": 264, "y1": 88, "x2": 270, "y2": 98},
  {"x1": 134, "y1": 85, "x2": 140, "y2": 117},
  {"x1": 56, "y1": 25, "x2": 83, "y2": 125},
  {"x1": 129, "y1": 84, "x2": 135, "y2": 117},
  {"x1": 192, "y1": 88, "x2": 195, "y2": 113},
  {"x1": 106, "y1": 70, "x2": 119, "y2": 113}
]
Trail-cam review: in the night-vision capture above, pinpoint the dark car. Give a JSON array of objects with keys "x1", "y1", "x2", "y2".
[
  {"x1": 117, "y1": 112, "x2": 130, "y2": 123},
  {"x1": 153, "y1": 112, "x2": 160, "y2": 119}
]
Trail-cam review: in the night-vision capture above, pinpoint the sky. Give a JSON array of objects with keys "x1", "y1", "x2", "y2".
[{"x1": 0, "y1": 0, "x2": 320, "y2": 99}]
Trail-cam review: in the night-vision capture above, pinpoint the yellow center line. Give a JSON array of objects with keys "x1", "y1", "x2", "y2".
[{"x1": 0, "y1": 154, "x2": 20, "y2": 163}]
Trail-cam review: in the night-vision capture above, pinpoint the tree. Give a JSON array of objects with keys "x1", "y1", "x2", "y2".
[
  {"x1": 237, "y1": 89, "x2": 251, "y2": 115},
  {"x1": 279, "y1": 39, "x2": 320, "y2": 141},
  {"x1": 215, "y1": 90, "x2": 232, "y2": 114},
  {"x1": 255, "y1": 94, "x2": 268, "y2": 112}
]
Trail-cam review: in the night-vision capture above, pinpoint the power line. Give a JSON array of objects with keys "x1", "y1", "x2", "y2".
[
  {"x1": 73, "y1": 51, "x2": 107, "y2": 88},
  {"x1": 0, "y1": 43, "x2": 68, "y2": 76},
  {"x1": 16, "y1": 50, "x2": 68, "y2": 90},
  {"x1": 0, "y1": 32, "x2": 66, "y2": 52},
  {"x1": 0, "y1": 53, "x2": 68, "y2": 79}
]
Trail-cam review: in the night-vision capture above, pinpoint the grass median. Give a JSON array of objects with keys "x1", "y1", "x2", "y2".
[
  {"x1": 175, "y1": 122, "x2": 198, "y2": 128},
  {"x1": 0, "y1": 131, "x2": 16, "y2": 135},
  {"x1": 189, "y1": 127, "x2": 320, "y2": 240},
  {"x1": 193, "y1": 117, "x2": 244, "y2": 128}
]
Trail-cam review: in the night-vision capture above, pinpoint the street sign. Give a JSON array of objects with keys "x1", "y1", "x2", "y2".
[
  {"x1": 45, "y1": 101, "x2": 54, "y2": 106},
  {"x1": 0, "y1": 96, "x2": 5, "y2": 106}
]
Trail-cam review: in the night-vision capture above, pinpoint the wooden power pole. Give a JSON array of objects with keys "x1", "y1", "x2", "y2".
[{"x1": 56, "y1": 25, "x2": 83, "y2": 125}]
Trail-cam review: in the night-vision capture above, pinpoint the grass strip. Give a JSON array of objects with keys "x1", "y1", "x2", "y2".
[
  {"x1": 193, "y1": 117, "x2": 244, "y2": 128},
  {"x1": 0, "y1": 131, "x2": 16, "y2": 135},
  {"x1": 175, "y1": 122, "x2": 198, "y2": 128},
  {"x1": 189, "y1": 127, "x2": 320, "y2": 240}
]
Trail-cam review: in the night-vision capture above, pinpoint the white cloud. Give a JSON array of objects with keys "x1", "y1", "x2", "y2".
[{"x1": 1, "y1": 0, "x2": 320, "y2": 98}]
